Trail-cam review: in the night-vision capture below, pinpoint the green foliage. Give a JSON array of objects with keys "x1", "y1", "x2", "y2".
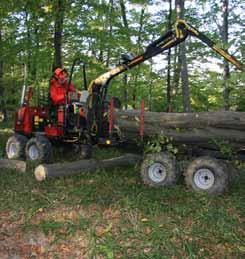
[
  {"x1": 0, "y1": 0, "x2": 244, "y2": 112},
  {"x1": 144, "y1": 134, "x2": 178, "y2": 155},
  {"x1": 211, "y1": 139, "x2": 235, "y2": 159}
]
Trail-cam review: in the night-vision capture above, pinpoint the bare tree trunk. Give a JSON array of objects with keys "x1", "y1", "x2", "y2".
[
  {"x1": 119, "y1": 0, "x2": 129, "y2": 29},
  {"x1": 123, "y1": 74, "x2": 128, "y2": 110},
  {"x1": 166, "y1": 0, "x2": 172, "y2": 112},
  {"x1": 0, "y1": 29, "x2": 6, "y2": 121},
  {"x1": 172, "y1": 45, "x2": 181, "y2": 96},
  {"x1": 119, "y1": 0, "x2": 130, "y2": 109},
  {"x1": 180, "y1": 41, "x2": 191, "y2": 112},
  {"x1": 148, "y1": 59, "x2": 153, "y2": 111},
  {"x1": 133, "y1": 8, "x2": 145, "y2": 109},
  {"x1": 54, "y1": 0, "x2": 65, "y2": 68},
  {"x1": 106, "y1": 0, "x2": 114, "y2": 67},
  {"x1": 176, "y1": 0, "x2": 191, "y2": 112},
  {"x1": 222, "y1": 0, "x2": 230, "y2": 110},
  {"x1": 132, "y1": 74, "x2": 138, "y2": 109},
  {"x1": 23, "y1": 10, "x2": 32, "y2": 82}
]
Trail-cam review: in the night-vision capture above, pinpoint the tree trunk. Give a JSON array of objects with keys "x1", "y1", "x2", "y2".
[
  {"x1": 166, "y1": 0, "x2": 172, "y2": 111},
  {"x1": 119, "y1": 0, "x2": 129, "y2": 30},
  {"x1": 0, "y1": 29, "x2": 6, "y2": 121},
  {"x1": 53, "y1": 0, "x2": 65, "y2": 68},
  {"x1": 222, "y1": 0, "x2": 230, "y2": 110},
  {"x1": 120, "y1": 0, "x2": 130, "y2": 109},
  {"x1": 148, "y1": 59, "x2": 153, "y2": 111},
  {"x1": 175, "y1": 0, "x2": 191, "y2": 112},
  {"x1": 180, "y1": 41, "x2": 191, "y2": 112},
  {"x1": 106, "y1": 0, "x2": 114, "y2": 67},
  {"x1": 172, "y1": 46, "x2": 181, "y2": 97},
  {"x1": 123, "y1": 74, "x2": 128, "y2": 110},
  {"x1": 34, "y1": 154, "x2": 142, "y2": 181},
  {"x1": 132, "y1": 8, "x2": 145, "y2": 109}
]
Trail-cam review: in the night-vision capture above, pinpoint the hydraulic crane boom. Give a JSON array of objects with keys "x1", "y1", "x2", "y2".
[
  {"x1": 86, "y1": 19, "x2": 243, "y2": 139},
  {"x1": 88, "y1": 19, "x2": 243, "y2": 97}
]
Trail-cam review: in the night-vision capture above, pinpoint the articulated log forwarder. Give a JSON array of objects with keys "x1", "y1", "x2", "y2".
[{"x1": 113, "y1": 110, "x2": 245, "y2": 146}]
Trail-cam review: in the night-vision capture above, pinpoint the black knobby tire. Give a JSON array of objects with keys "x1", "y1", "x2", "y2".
[
  {"x1": 223, "y1": 161, "x2": 239, "y2": 183},
  {"x1": 141, "y1": 152, "x2": 180, "y2": 187},
  {"x1": 184, "y1": 156, "x2": 229, "y2": 195},
  {"x1": 6, "y1": 134, "x2": 28, "y2": 160},
  {"x1": 80, "y1": 144, "x2": 92, "y2": 159},
  {"x1": 25, "y1": 135, "x2": 53, "y2": 163}
]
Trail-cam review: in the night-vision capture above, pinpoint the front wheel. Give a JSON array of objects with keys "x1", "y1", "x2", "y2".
[
  {"x1": 184, "y1": 156, "x2": 229, "y2": 195},
  {"x1": 6, "y1": 134, "x2": 28, "y2": 160},
  {"x1": 80, "y1": 144, "x2": 92, "y2": 159},
  {"x1": 141, "y1": 152, "x2": 180, "y2": 187},
  {"x1": 25, "y1": 135, "x2": 53, "y2": 163}
]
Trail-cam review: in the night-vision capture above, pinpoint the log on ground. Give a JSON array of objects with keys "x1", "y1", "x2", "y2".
[
  {"x1": 0, "y1": 159, "x2": 26, "y2": 173},
  {"x1": 34, "y1": 153, "x2": 142, "y2": 181}
]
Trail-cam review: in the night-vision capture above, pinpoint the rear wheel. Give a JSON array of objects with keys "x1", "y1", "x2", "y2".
[
  {"x1": 184, "y1": 156, "x2": 229, "y2": 195},
  {"x1": 6, "y1": 134, "x2": 28, "y2": 160},
  {"x1": 141, "y1": 152, "x2": 180, "y2": 187},
  {"x1": 25, "y1": 135, "x2": 53, "y2": 163},
  {"x1": 80, "y1": 144, "x2": 92, "y2": 159}
]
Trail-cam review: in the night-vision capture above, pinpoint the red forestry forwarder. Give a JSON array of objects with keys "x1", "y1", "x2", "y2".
[{"x1": 6, "y1": 20, "x2": 243, "y2": 194}]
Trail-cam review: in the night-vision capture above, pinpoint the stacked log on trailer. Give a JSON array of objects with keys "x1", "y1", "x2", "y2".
[{"x1": 113, "y1": 110, "x2": 245, "y2": 152}]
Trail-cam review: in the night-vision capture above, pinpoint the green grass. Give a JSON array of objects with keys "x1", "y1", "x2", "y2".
[{"x1": 0, "y1": 131, "x2": 244, "y2": 258}]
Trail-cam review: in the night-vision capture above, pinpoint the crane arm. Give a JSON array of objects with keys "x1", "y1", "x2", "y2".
[
  {"x1": 88, "y1": 19, "x2": 243, "y2": 95},
  {"x1": 177, "y1": 20, "x2": 243, "y2": 70}
]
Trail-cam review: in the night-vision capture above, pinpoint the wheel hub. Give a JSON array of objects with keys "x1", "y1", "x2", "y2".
[
  {"x1": 194, "y1": 168, "x2": 215, "y2": 190},
  {"x1": 28, "y1": 145, "x2": 39, "y2": 160},
  {"x1": 8, "y1": 143, "x2": 17, "y2": 158},
  {"x1": 148, "y1": 163, "x2": 167, "y2": 183}
]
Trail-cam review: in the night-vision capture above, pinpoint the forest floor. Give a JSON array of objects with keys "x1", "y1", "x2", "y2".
[{"x1": 0, "y1": 131, "x2": 244, "y2": 258}]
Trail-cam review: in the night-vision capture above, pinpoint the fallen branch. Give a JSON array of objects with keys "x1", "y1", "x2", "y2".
[
  {"x1": 0, "y1": 159, "x2": 26, "y2": 173},
  {"x1": 34, "y1": 153, "x2": 142, "y2": 181}
]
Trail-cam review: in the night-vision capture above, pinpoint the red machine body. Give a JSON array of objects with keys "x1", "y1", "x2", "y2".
[
  {"x1": 14, "y1": 105, "x2": 65, "y2": 137},
  {"x1": 15, "y1": 106, "x2": 48, "y2": 133}
]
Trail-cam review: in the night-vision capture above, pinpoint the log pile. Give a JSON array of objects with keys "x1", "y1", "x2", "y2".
[{"x1": 113, "y1": 110, "x2": 245, "y2": 146}]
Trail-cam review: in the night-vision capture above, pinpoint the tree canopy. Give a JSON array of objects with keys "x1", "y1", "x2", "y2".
[{"x1": 0, "y1": 0, "x2": 244, "y2": 114}]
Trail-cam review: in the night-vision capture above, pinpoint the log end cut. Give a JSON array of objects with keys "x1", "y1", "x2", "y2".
[{"x1": 34, "y1": 164, "x2": 47, "y2": 182}]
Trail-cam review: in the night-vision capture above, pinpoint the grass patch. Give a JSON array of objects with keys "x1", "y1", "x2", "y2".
[{"x1": 0, "y1": 131, "x2": 244, "y2": 258}]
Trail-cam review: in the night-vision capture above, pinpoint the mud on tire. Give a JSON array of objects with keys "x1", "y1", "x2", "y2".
[
  {"x1": 184, "y1": 156, "x2": 229, "y2": 195},
  {"x1": 141, "y1": 152, "x2": 180, "y2": 187},
  {"x1": 80, "y1": 144, "x2": 92, "y2": 159},
  {"x1": 6, "y1": 134, "x2": 28, "y2": 160},
  {"x1": 25, "y1": 135, "x2": 53, "y2": 163}
]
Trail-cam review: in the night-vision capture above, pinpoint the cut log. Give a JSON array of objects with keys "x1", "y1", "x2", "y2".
[
  {"x1": 34, "y1": 153, "x2": 142, "y2": 181},
  {"x1": 114, "y1": 110, "x2": 245, "y2": 130},
  {"x1": 113, "y1": 110, "x2": 245, "y2": 145},
  {"x1": 0, "y1": 159, "x2": 26, "y2": 173}
]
